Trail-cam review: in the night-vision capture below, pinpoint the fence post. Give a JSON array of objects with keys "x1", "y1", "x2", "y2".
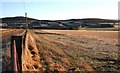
[{"x1": 11, "y1": 36, "x2": 22, "y2": 73}]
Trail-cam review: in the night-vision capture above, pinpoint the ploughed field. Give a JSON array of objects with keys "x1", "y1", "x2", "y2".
[{"x1": 2, "y1": 29, "x2": 119, "y2": 72}]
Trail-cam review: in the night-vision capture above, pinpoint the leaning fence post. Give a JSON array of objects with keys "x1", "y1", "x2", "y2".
[{"x1": 11, "y1": 36, "x2": 22, "y2": 73}]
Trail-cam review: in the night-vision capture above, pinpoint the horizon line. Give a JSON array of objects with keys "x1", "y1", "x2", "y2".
[{"x1": 1, "y1": 16, "x2": 118, "y2": 21}]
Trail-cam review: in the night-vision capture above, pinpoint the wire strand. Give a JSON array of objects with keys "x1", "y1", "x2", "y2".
[
  {"x1": 23, "y1": 0, "x2": 28, "y2": 29},
  {"x1": 23, "y1": 0, "x2": 26, "y2": 14}
]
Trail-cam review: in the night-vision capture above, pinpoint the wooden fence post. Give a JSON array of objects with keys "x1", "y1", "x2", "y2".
[{"x1": 11, "y1": 36, "x2": 22, "y2": 73}]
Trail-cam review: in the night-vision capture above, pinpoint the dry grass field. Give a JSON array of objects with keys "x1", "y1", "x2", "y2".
[
  {"x1": 32, "y1": 29, "x2": 119, "y2": 71},
  {"x1": 2, "y1": 29, "x2": 119, "y2": 72}
]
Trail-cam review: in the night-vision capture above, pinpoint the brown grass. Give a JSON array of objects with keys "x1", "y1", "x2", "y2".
[{"x1": 2, "y1": 29, "x2": 119, "y2": 72}]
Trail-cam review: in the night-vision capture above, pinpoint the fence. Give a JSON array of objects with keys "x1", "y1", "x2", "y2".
[
  {"x1": 11, "y1": 36, "x2": 22, "y2": 73},
  {"x1": 10, "y1": 30, "x2": 41, "y2": 72},
  {"x1": 10, "y1": 30, "x2": 27, "y2": 73}
]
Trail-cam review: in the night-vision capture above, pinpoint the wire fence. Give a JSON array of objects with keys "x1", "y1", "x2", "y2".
[{"x1": 10, "y1": 30, "x2": 27, "y2": 73}]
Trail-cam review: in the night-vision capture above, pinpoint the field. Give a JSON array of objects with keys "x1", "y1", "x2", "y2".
[{"x1": 1, "y1": 29, "x2": 119, "y2": 72}]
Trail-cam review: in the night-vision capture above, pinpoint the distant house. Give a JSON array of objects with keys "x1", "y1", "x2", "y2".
[
  {"x1": 29, "y1": 21, "x2": 40, "y2": 28},
  {"x1": 48, "y1": 22, "x2": 59, "y2": 25},
  {"x1": 29, "y1": 21, "x2": 49, "y2": 28},
  {"x1": 40, "y1": 24, "x2": 48, "y2": 27},
  {"x1": 0, "y1": 23, "x2": 7, "y2": 28}
]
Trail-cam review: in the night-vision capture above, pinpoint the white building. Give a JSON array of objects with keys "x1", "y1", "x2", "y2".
[{"x1": 0, "y1": 23, "x2": 7, "y2": 27}]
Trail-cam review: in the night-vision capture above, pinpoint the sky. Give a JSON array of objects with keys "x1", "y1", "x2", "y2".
[{"x1": 0, "y1": 0, "x2": 120, "y2": 20}]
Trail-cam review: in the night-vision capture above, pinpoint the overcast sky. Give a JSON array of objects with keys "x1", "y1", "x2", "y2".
[{"x1": 1, "y1": 0, "x2": 119, "y2": 20}]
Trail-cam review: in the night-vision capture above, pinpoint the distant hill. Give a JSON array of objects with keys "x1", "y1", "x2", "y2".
[
  {"x1": 1, "y1": 16, "x2": 37, "y2": 23},
  {"x1": 1, "y1": 16, "x2": 119, "y2": 29}
]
